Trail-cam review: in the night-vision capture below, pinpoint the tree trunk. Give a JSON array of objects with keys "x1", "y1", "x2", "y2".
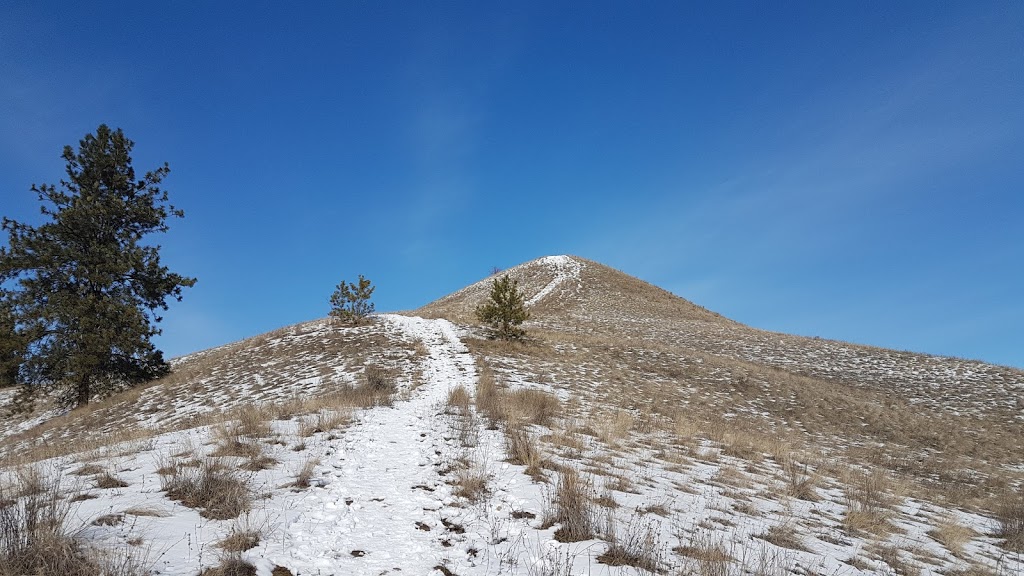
[{"x1": 76, "y1": 375, "x2": 90, "y2": 408}]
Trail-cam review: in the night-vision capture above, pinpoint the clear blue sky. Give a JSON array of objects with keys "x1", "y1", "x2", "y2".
[{"x1": 2, "y1": 2, "x2": 1022, "y2": 368}]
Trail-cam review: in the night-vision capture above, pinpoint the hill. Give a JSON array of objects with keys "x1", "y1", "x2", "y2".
[{"x1": 0, "y1": 255, "x2": 1021, "y2": 576}]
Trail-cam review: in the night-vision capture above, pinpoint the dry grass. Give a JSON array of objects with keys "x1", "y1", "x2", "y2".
[
  {"x1": 597, "y1": 514, "x2": 663, "y2": 572},
  {"x1": 95, "y1": 472, "x2": 129, "y2": 489},
  {"x1": 994, "y1": 494, "x2": 1024, "y2": 551},
  {"x1": 161, "y1": 459, "x2": 251, "y2": 520},
  {"x1": 0, "y1": 467, "x2": 149, "y2": 576},
  {"x1": 446, "y1": 385, "x2": 472, "y2": 415},
  {"x1": 453, "y1": 464, "x2": 489, "y2": 502},
  {"x1": 756, "y1": 523, "x2": 807, "y2": 551},
  {"x1": 927, "y1": 517, "x2": 976, "y2": 557},
  {"x1": 293, "y1": 458, "x2": 319, "y2": 489},
  {"x1": 842, "y1": 469, "x2": 896, "y2": 536},
  {"x1": 200, "y1": 553, "x2": 256, "y2": 576},
  {"x1": 505, "y1": 426, "x2": 544, "y2": 479},
  {"x1": 504, "y1": 389, "x2": 560, "y2": 427},
  {"x1": 545, "y1": 468, "x2": 596, "y2": 543}
]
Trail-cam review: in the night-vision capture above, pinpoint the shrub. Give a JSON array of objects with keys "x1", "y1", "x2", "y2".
[
  {"x1": 506, "y1": 389, "x2": 560, "y2": 427},
  {"x1": 0, "y1": 467, "x2": 148, "y2": 576},
  {"x1": 161, "y1": 459, "x2": 251, "y2": 520},
  {"x1": 446, "y1": 385, "x2": 472, "y2": 415},
  {"x1": 505, "y1": 426, "x2": 544, "y2": 479},
  {"x1": 597, "y1": 513, "x2": 663, "y2": 573},
  {"x1": 994, "y1": 494, "x2": 1024, "y2": 551},
  {"x1": 545, "y1": 469, "x2": 596, "y2": 542}
]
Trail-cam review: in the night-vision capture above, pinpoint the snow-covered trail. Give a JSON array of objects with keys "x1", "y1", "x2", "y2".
[
  {"x1": 525, "y1": 255, "x2": 582, "y2": 307},
  {"x1": 258, "y1": 315, "x2": 478, "y2": 575}
]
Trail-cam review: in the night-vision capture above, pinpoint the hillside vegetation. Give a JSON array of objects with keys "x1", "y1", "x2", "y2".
[{"x1": 0, "y1": 255, "x2": 1021, "y2": 575}]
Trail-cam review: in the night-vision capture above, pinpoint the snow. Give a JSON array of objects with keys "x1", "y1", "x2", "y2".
[
  {"x1": 3, "y1": 311, "x2": 1021, "y2": 576},
  {"x1": 525, "y1": 256, "x2": 583, "y2": 307}
]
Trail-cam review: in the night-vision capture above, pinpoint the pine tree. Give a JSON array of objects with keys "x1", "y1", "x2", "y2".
[
  {"x1": 0, "y1": 297, "x2": 22, "y2": 388},
  {"x1": 476, "y1": 274, "x2": 529, "y2": 340},
  {"x1": 0, "y1": 125, "x2": 196, "y2": 408},
  {"x1": 329, "y1": 275, "x2": 375, "y2": 325}
]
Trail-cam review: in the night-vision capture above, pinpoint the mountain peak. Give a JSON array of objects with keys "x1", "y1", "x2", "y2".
[{"x1": 417, "y1": 254, "x2": 727, "y2": 328}]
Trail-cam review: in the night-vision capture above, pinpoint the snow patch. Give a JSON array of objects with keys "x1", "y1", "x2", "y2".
[{"x1": 525, "y1": 255, "x2": 583, "y2": 306}]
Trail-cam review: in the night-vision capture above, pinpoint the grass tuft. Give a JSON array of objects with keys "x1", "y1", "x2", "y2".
[{"x1": 161, "y1": 459, "x2": 251, "y2": 520}]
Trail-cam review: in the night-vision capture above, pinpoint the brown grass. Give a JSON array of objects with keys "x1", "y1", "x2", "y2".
[
  {"x1": 161, "y1": 459, "x2": 251, "y2": 520},
  {"x1": 200, "y1": 554, "x2": 256, "y2": 576},
  {"x1": 994, "y1": 494, "x2": 1024, "y2": 551},
  {"x1": 545, "y1": 469, "x2": 596, "y2": 542},
  {"x1": 505, "y1": 426, "x2": 544, "y2": 479},
  {"x1": 842, "y1": 469, "x2": 896, "y2": 536},
  {"x1": 597, "y1": 514, "x2": 663, "y2": 572},
  {"x1": 0, "y1": 467, "x2": 149, "y2": 576},
  {"x1": 293, "y1": 458, "x2": 319, "y2": 489},
  {"x1": 95, "y1": 472, "x2": 129, "y2": 489},
  {"x1": 927, "y1": 517, "x2": 976, "y2": 557},
  {"x1": 446, "y1": 385, "x2": 472, "y2": 415}
]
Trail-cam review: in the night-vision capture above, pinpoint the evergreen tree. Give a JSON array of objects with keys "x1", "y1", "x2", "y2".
[
  {"x1": 0, "y1": 297, "x2": 22, "y2": 388},
  {"x1": 476, "y1": 274, "x2": 529, "y2": 340},
  {"x1": 329, "y1": 275, "x2": 375, "y2": 325},
  {"x1": 0, "y1": 125, "x2": 196, "y2": 408}
]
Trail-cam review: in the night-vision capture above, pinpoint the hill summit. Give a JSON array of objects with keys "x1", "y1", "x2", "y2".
[{"x1": 0, "y1": 254, "x2": 1021, "y2": 576}]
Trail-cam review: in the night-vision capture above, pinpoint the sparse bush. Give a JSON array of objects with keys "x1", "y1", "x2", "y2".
[
  {"x1": 161, "y1": 459, "x2": 251, "y2": 520},
  {"x1": 928, "y1": 517, "x2": 976, "y2": 557},
  {"x1": 506, "y1": 389, "x2": 560, "y2": 427},
  {"x1": 545, "y1": 469, "x2": 596, "y2": 542},
  {"x1": 0, "y1": 467, "x2": 149, "y2": 576},
  {"x1": 446, "y1": 385, "x2": 472, "y2": 415},
  {"x1": 200, "y1": 553, "x2": 256, "y2": 576},
  {"x1": 95, "y1": 472, "x2": 129, "y2": 489},
  {"x1": 994, "y1": 494, "x2": 1024, "y2": 551},
  {"x1": 597, "y1": 513, "x2": 663, "y2": 573},
  {"x1": 293, "y1": 458, "x2": 319, "y2": 490},
  {"x1": 505, "y1": 426, "x2": 544, "y2": 479}
]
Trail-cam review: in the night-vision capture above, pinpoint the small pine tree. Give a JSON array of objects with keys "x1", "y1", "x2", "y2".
[
  {"x1": 329, "y1": 275, "x2": 375, "y2": 325},
  {"x1": 476, "y1": 274, "x2": 529, "y2": 340}
]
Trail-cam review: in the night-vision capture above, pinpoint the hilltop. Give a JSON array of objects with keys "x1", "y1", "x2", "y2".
[{"x1": 0, "y1": 255, "x2": 1021, "y2": 576}]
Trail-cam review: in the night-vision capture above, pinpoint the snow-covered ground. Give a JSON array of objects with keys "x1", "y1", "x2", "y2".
[{"x1": 2, "y1": 256, "x2": 1022, "y2": 575}]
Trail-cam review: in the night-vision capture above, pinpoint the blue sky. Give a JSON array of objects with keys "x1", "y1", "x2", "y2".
[{"x1": 2, "y1": 2, "x2": 1022, "y2": 368}]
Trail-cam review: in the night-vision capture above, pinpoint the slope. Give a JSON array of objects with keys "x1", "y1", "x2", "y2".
[{"x1": 0, "y1": 255, "x2": 1021, "y2": 576}]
